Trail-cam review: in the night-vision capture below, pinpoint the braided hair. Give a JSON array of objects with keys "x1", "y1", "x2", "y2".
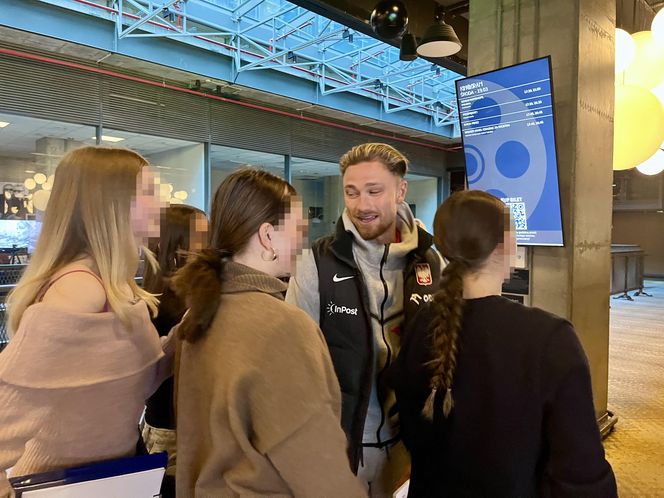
[{"x1": 422, "y1": 190, "x2": 509, "y2": 419}]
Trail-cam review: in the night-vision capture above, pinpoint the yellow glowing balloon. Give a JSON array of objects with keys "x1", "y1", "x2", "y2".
[
  {"x1": 32, "y1": 189, "x2": 51, "y2": 211},
  {"x1": 614, "y1": 84, "x2": 664, "y2": 170},
  {"x1": 173, "y1": 190, "x2": 188, "y2": 201},
  {"x1": 624, "y1": 31, "x2": 664, "y2": 89},
  {"x1": 169, "y1": 197, "x2": 184, "y2": 205},
  {"x1": 636, "y1": 148, "x2": 664, "y2": 175},
  {"x1": 652, "y1": 8, "x2": 664, "y2": 47},
  {"x1": 33, "y1": 173, "x2": 47, "y2": 185},
  {"x1": 24, "y1": 178, "x2": 36, "y2": 190},
  {"x1": 158, "y1": 183, "x2": 171, "y2": 202},
  {"x1": 615, "y1": 28, "x2": 636, "y2": 74}
]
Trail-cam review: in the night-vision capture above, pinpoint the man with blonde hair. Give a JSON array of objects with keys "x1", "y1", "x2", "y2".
[{"x1": 287, "y1": 143, "x2": 441, "y2": 497}]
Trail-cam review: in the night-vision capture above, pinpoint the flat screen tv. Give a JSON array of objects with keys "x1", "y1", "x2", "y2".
[
  {"x1": 455, "y1": 56, "x2": 564, "y2": 246},
  {"x1": 0, "y1": 220, "x2": 41, "y2": 253}
]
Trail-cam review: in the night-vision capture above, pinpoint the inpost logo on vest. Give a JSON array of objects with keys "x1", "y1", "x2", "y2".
[{"x1": 326, "y1": 301, "x2": 359, "y2": 316}]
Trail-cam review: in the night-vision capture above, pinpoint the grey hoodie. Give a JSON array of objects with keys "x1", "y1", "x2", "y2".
[{"x1": 286, "y1": 202, "x2": 421, "y2": 444}]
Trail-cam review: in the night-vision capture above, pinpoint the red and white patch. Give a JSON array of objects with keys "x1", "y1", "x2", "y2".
[{"x1": 415, "y1": 263, "x2": 432, "y2": 286}]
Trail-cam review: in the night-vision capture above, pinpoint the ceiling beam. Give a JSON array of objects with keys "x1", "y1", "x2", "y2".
[{"x1": 285, "y1": 0, "x2": 468, "y2": 75}]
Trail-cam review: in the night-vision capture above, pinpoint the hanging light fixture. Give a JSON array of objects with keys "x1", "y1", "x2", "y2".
[
  {"x1": 615, "y1": 28, "x2": 636, "y2": 74},
  {"x1": 636, "y1": 148, "x2": 664, "y2": 175},
  {"x1": 370, "y1": 1, "x2": 409, "y2": 40},
  {"x1": 400, "y1": 32, "x2": 418, "y2": 61},
  {"x1": 417, "y1": 6, "x2": 462, "y2": 58}
]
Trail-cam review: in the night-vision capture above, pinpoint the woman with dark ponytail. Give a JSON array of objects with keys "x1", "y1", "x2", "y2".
[
  {"x1": 388, "y1": 190, "x2": 616, "y2": 497},
  {"x1": 172, "y1": 169, "x2": 365, "y2": 498}
]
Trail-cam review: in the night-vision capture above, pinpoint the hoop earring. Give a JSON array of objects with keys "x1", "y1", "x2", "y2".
[{"x1": 261, "y1": 248, "x2": 278, "y2": 262}]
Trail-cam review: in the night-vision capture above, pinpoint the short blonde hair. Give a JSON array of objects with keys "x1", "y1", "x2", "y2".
[
  {"x1": 339, "y1": 143, "x2": 409, "y2": 177},
  {"x1": 7, "y1": 146, "x2": 158, "y2": 333}
]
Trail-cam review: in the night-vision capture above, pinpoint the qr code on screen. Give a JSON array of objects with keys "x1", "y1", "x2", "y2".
[{"x1": 508, "y1": 202, "x2": 528, "y2": 230}]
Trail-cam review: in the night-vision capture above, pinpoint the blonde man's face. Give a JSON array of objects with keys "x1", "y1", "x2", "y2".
[{"x1": 343, "y1": 161, "x2": 407, "y2": 243}]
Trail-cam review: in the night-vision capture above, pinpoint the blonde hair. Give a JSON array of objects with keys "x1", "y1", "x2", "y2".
[
  {"x1": 7, "y1": 146, "x2": 159, "y2": 334},
  {"x1": 339, "y1": 143, "x2": 409, "y2": 177}
]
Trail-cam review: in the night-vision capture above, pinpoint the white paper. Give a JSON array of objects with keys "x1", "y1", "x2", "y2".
[
  {"x1": 393, "y1": 479, "x2": 410, "y2": 498},
  {"x1": 18, "y1": 467, "x2": 165, "y2": 498}
]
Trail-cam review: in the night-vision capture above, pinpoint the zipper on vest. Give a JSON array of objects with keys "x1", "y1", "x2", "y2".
[
  {"x1": 353, "y1": 267, "x2": 377, "y2": 467},
  {"x1": 375, "y1": 243, "x2": 392, "y2": 444}
]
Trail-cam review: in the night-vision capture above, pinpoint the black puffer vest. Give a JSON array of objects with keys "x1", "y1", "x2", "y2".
[{"x1": 312, "y1": 219, "x2": 441, "y2": 472}]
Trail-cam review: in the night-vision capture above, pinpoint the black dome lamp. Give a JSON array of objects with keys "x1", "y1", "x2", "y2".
[
  {"x1": 417, "y1": 6, "x2": 462, "y2": 58},
  {"x1": 370, "y1": 1, "x2": 409, "y2": 40},
  {"x1": 399, "y1": 32, "x2": 418, "y2": 61}
]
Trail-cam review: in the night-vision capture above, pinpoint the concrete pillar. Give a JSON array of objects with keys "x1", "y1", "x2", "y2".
[
  {"x1": 467, "y1": 0, "x2": 616, "y2": 429},
  {"x1": 35, "y1": 137, "x2": 84, "y2": 175}
]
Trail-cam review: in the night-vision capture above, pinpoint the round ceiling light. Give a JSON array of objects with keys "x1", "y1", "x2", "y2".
[
  {"x1": 636, "y1": 148, "x2": 664, "y2": 175},
  {"x1": 615, "y1": 28, "x2": 636, "y2": 73}
]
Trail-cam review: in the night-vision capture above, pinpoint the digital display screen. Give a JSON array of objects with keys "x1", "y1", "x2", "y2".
[
  {"x1": 455, "y1": 56, "x2": 564, "y2": 246},
  {"x1": 0, "y1": 220, "x2": 41, "y2": 253}
]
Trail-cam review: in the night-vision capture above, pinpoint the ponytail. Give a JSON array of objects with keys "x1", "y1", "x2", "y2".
[
  {"x1": 422, "y1": 259, "x2": 467, "y2": 420},
  {"x1": 172, "y1": 168, "x2": 297, "y2": 343},
  {"x1": 171, "y1": 248, "x2": 231, "y2": 343}
]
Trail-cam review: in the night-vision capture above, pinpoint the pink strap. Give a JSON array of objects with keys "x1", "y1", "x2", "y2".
[{"x1": 37, "y1": 270, "x2": 110, "y2": 312}]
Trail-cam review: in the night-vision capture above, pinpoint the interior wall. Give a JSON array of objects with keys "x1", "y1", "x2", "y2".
[
  {"x1": 617, "y1": 0, "x2": 656, "y2": 31},
  {"x1": 149, "y1": 144, "x2": 205, "y2": 210},
  {"x1": 323, "y1": 175, "x2": 344, "y2": 233},
  {"x1": 612, "y1": 211, "x2": 664, "y2": 277},
  {"x1": 0, "y1": 51, "x2": 454, "y2": 182},
  {"x1": 291, "y1": 178, "x2": 334, "y2": 244},
  {"x1": 406, "y1": 178, "x2": 438, "y2": 232}
]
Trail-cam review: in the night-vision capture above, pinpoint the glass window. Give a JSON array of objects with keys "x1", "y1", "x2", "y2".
[
  {"x1": 210, "y1": 145, "x2": 285, "y2": 194},
  {"x1": 405, "y1": 173, "x2": 439, "y2": 233},
  {"x1": 103, "y1": 129, "x2": 205, "y2": 210},
  {"x1": 0, "y1": 112, "x2": 96, "y2": 258},
  {"x1": 291, "y1": 157, "x2": 342, "y2": 246}
]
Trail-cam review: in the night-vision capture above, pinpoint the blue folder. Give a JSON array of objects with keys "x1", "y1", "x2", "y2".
[{"x1": 9, "y1": 452, "x2": 167, "y2": 497}]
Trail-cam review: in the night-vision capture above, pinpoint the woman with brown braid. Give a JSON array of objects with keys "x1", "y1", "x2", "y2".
[{"x1": 387, "y1": 190, "x2": 616, "y2": 498}]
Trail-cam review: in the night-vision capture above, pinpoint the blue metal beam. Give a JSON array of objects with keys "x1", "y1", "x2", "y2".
[
  {"x1": 237, "y1": 4, "x2": 299, "y2": 35},
  {"x1": 120, "y1": 0, "x2": 180, "y2": 38},
  {"x1": 238, "y1": 28, "x2": 344, "y2": 72},
  {"x1": 233, "y1": 0, "x2": 264, "y2": 20},
  {"x1": 1, "y1": 0, "x2": 457, "y2": 137}
]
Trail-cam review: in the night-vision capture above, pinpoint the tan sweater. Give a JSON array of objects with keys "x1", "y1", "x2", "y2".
[
  {"x1": 0, "y1": 300, "x2": 174, "y2": 497},
  {"x1": 176, "y1": 262, "x2": 366, "y2": 498}
]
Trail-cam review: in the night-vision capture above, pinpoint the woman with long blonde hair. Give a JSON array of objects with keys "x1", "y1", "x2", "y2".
[{"x1": 0, "y1": 146, "x2": 173, "y2": 495}]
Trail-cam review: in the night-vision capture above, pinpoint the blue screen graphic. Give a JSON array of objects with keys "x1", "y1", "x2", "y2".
[{"x1": 455, "y1": 57, "x2": 564, "y2": 246}]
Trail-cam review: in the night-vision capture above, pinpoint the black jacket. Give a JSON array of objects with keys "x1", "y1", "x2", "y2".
[
  {"x1": 388, "y1": 296, "x2": 617, "y2": 497},
  {"x1": 144, "y1": 283, "x2": 185, "y2": 429},
  {"x1": 312, "y1": 219, "x2": 441, "y2": 472}
]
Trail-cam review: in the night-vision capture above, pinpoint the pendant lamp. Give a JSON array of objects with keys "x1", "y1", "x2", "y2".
[
  {"x1": 417, "y1": 7, "x2": 462, "y2": 58},
  {"x1": 400, "y1": 32, "x2": 418, "y2": 61}
]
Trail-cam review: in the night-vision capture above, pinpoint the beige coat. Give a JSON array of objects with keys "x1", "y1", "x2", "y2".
[
  {"x1": 176, "y1": 262, "x2": 365, "y2": 498},
  {"x1": 0, "y1": 300, "x2": 174, "y2": 497}
]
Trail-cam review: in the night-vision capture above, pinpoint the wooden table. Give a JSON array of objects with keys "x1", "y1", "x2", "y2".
[{"x1": 611, "y1": 244, "x2": 649, "y2": 300}]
